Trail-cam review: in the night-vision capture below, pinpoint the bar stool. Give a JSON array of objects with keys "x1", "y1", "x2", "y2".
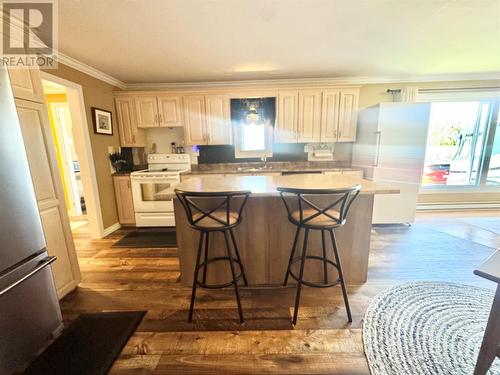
[
  {"x1": 175, "y1": 189, "x2": 251, "y2": 324},
  {"x1": 278, "y1": 185, "x2": 361, "y2": 325}
]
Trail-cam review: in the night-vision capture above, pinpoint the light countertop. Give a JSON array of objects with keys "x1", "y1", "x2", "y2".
[{"x1": 158, "y1": 174, "x2": 399, "y2": 199}]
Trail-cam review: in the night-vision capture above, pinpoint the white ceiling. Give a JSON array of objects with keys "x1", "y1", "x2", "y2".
[{"x1": 58, "y1": 0, "x2": 500, "y2": 84}]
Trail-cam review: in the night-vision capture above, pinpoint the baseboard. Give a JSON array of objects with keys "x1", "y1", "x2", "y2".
[
  {"x1": 417, "y1": 202, "x2": 500, "y2": 211},
  {"x1": 101, "y1": 222, "x2": 121, "y2": 238},
  {"x1": 57, "y1": 279, "x2": 79, "y2": 300}
]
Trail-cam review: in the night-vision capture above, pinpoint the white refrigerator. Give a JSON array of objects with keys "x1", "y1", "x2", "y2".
[{"x1": 352, "y1": 102, "x2": 431, "y2": 224}]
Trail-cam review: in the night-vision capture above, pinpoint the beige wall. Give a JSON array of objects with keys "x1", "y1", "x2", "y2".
[
  {"x1": 357, "y1": 79, "x2": 500, "y2": 205},
  {"x1": 42, "y1": 64, "x2": 121, "y2": 228}
]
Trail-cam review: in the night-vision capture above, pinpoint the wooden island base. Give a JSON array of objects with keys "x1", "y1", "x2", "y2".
[{"x1": 174, "y1": 193, "x2": 374, "y2": 287}]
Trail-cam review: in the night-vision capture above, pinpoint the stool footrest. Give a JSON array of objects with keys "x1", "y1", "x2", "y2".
[
  {"x1": 195, "y1": 256, "x2": 244, "y2": 289},
  {"x1": 289, "y1": 255, "x2": 341, "y2": 288}
]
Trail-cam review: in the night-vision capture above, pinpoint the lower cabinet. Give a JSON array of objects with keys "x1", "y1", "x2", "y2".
[{"x1": 113, "y1": 175, "x2": 136, "y2": 225}]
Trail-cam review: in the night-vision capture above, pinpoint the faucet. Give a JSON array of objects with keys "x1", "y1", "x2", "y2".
[{"x1": 261, "y1": 155, "x2": 268, "y2": 168}]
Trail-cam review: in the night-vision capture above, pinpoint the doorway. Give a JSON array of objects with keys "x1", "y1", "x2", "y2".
[
  {"x1": 40, "y1": 72, "x2": 106, "y2": 239},
  {"x1": 42, "y1": 80, "x2": 87, "y2": 230}
]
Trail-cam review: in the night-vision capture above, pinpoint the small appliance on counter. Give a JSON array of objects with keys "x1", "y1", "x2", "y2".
[
  {"x1": 130, "y1": 154, "x2": 191, "y2": 227},
  {"x1": 307, "y1": 143, "x2": 335, "y2": 161}
]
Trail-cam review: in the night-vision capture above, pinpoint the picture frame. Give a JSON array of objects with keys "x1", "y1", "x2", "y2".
[{"x1": 91, "y1": 107, "x2": 113, "y2": 135}]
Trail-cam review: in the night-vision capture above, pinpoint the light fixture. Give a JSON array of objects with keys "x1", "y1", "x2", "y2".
[{"x1": 242, "y1": 99, "x2": 263, "y2": 125}]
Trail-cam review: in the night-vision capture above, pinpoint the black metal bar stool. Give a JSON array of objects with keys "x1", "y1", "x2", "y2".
[
  {"x1": 278, "y1": 185, "x2": 361, "y2": 325},
  {"x1": 175, "y1": 189, "x2": 251, "y2": 324}
]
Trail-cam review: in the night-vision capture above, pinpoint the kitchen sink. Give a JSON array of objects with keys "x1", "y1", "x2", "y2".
[{"x1": 237, "y1": 166, "x2": 273, "y2": 172}]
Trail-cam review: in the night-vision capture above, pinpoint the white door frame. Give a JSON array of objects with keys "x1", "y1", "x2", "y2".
[{"x1": 40, "y1": 71, "x2": 105, "y2": 239}]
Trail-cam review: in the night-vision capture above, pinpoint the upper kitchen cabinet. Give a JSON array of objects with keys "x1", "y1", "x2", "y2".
[
  {"x1": 115, "y1": 97, "x2": 146, "y2": 147},
  {"x1": 184, "y1": 95, "x2": 207, "y2": 145},
  {"x1": 275, "y1": 87, "x2": 359, "y2": 144},
  {"x1": 205, "y1": 95, "x2": 231, "y2": 145},
  {"x1": 135, "y1": 95, "x2": 159, "y2": 128},
  {"x1": 275, "y1": 90, "x2": 298, "y2": 143},
  {"x1": 135, "y1": 94, "x2": 184, "y2": 128},
  {"x1": 297, "y1": 90, "x2": 322, "y2": 143},
  {"x1": 320, "y1": 90, "x2": 341, "y2": 142},
  {"x1": 337, "y1": 88, "x2": 359, "y2": 142},
  {"x1": 157, "y1": 95, "x2": 183, "y2": 127},
  {"x1": 7, "y1": 68, "x2": 45, "y2": 103},
  {"x1": 184, "y1": 94, "x2": 231, "y2": 145}
]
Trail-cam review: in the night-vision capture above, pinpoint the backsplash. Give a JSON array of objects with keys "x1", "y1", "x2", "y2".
[
  {"x1": 198, "y1": 142, "x2": 353, "y2": 164},
  {"x1": 197, "y1": 143, "x2": 308, "y2": 163}
]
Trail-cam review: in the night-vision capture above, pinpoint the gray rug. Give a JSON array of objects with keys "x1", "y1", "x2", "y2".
[{"x1": 363, "y1": 281, "x2": 500, "y2": 375}]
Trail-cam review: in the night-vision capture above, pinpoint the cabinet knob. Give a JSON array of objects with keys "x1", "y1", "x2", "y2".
[
  {"x1": 132, "y1": 135, "x2": 136, "y2": 142},
  {"x1": 159, "y1": 114, "x2": 163, "y2": 124}
]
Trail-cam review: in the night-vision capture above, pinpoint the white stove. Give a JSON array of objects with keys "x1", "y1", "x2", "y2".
[{"x1": 130, "y1": 154, "x2": 190, "y2": 227}]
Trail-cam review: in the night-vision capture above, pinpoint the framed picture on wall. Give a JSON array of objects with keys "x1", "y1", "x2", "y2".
[{"x1": 91, "y1": 107, "x2": 113, "y2": 135}]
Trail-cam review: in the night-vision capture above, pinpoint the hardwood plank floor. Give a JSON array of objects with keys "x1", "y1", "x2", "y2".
[{"x1": 63, "y1": 211, "x2": 500, "y2": 374}]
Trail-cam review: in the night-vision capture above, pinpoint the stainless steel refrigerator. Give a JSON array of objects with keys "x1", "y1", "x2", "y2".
[
  {"x1": 0, "y1": 67, "x2": 63, "y2": 374},
  {"x1": 352, "y1": 102, "x2": 431, "y2": 224}
]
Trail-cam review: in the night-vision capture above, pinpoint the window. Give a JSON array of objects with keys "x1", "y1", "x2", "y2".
[
  {"x1": 231, "y1": 98, "x2": 275, "y2": 159},
  {"x1": 418, "y1": 90, "x2": 500, "y2": 188}
]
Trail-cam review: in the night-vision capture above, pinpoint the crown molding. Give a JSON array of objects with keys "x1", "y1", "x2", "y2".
[
  {"x1": 46, "y1": 55, "x2": 500, "y2": 92},
  {"x1": 57, "y1": 53, "x2": 126, "y2": 89},
  {"x1": 124, "y1": 72, "x2": 500, "y2": 91}
]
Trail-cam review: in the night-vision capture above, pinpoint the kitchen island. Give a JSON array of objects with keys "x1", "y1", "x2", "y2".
[{"x1": 170, "y1": 174, "x2": 398, "y2": 287}]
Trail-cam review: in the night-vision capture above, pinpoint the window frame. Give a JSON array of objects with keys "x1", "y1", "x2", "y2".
[
  {"x1": 417, "y1": 89, "x2": 500, "y2": 192},
  {"x1": 233, "y1": 119, "x2": 274, "y2": 159}
]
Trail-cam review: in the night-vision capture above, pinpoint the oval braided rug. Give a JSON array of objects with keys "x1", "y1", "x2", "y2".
[{"x1": 363, "y1": 281, "x2": 500, "y2": 375}]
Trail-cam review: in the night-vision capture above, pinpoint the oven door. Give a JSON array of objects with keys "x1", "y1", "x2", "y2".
[{"x1": 131, "y1": 175, "x2": 179, "y2": 213}]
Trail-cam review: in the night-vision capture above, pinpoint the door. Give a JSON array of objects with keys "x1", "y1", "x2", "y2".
[
  {"x1": 158, "y1": 95, "x2": 183, "y2": 127},
  {"x1": 321, "y1": 90, "x2": 341, "y2": 142},
  {"x1": 297, "y1": 90, "x2": 322, "y2": 143},
  {"x1": 15, "y1": 99, "x2": 81, "y2": 298},
  {"x1": 7, "y1": 68, "x2": 44, "y2": 103},
  {"x1": 276, "y1": 90, "x2": 298, "y2": 143},
  {"x1": 205, "y1": 95, "x2": 231, "y2": 145},
  {"x1": 184, "y1": 95, "x2": 207, "y2": 145},
  {"x1": 113, "y1": 175, "x2": 135, "y2": 225},
  {"x1": 337, "y1": 88, "x2": 359, "y2": 142},
  {"x1": 135, "y1": 96, "x2": 159, "y2": 128},
  {"x1": 116, "y1": 97, "x2": 145, "y2": 146}
]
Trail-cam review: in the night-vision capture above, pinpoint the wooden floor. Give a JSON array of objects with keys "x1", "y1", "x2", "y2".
[{"x1": 63, "y1": 211, "x2": 500, "y2": 374}]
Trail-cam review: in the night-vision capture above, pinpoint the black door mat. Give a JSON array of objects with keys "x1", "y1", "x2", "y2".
[
  {"x1": 24, "y1": 311, "x2": 146, "y2": 375},
  {"x1": 112, "y1": 228, "x2": 177, "y2": 248}
]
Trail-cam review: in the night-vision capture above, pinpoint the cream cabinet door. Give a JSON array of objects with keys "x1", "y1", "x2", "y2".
[
  {"x1": 297, "y1": 90, "x2": 322, "y2": 143},
  {"x1": 184, "y1": 95, "x2": 207, "y2": 145},
  {"x1": 337, "y1": 88, "x2": 359, "y2": 142},
  {"x1": 205, "y1": 95, "x2": 231, "y2": 145},
  {"x1": 320, "y1": 90, "x2": 341, "y2": 142},
  {"x1": 8, "y1": 68, "x2": 44, "y2": 103},
  {"x1": 158, "y1": 95, "x2": 183, "y2": 127},
  {"x1": 135, "y1": 96, "x2": 159, "y2": 128},
  {"x1": 115, "y1": 97, "x2": 145, "y2": 147},
  {"x1": 113, "y1": 175, "x2": 135, "y2": 225},
  {"x1": 276, "y1": 90, "x2": 298, "y2": 143},
  {"x1": 15, "y1": 98, "x2": 81, "y2": 299}
]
